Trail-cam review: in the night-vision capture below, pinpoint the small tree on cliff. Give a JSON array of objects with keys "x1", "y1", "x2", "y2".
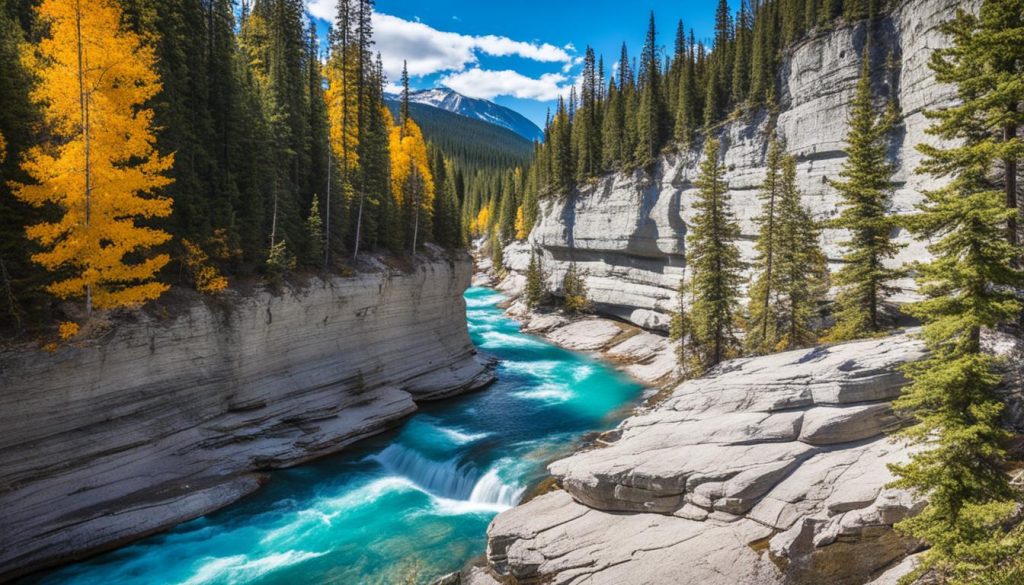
[
  {"x1": 562, "y1": 262, "x2": 590, "y2": 314},
  {"x1": 685, "y1": 138, "x2": 743, "y2": 373},
  {"x1": 826, "y1": 51, "x2": 904, "y2": 342},
  {"x1": 747, "y1": 140, "x2": 830, "y2": 354},
  {"x1": 525, "y1": 249, "x2": 548, "y2": 309},
  {"x1": 489, "y1": 230, "x2": 505, "y2": 276}
]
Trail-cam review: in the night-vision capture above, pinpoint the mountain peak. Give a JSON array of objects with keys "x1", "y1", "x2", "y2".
[{"x1": 387, "y1": 88, "x2": 543, "y2": 143}]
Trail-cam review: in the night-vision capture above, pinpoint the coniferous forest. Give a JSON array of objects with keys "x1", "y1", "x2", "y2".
[{"x1": 0, "y1": 0, "x2": 525, "y2": 333}]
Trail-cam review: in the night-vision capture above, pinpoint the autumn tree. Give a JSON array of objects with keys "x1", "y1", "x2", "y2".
[
  {"x1": 15, "y1": 0, "x2": 174, "y2": 314},
  {"x1": 562, "y1": 261, "x2": 591, "y2": 314},
  {"x1": 390, "y1": 114, "x2": 435, "y2": 252}
]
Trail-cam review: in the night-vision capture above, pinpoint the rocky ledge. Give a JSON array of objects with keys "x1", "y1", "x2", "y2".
[
  {"x1": 463, "y1": 332, "x2": 930, "y2": 585},
  {"x1": 446, "y1": 315, "x2": 1022, "y2": 585},
  {"x1": 0, "y1": 254, "x2": 494, "y2": 582}
]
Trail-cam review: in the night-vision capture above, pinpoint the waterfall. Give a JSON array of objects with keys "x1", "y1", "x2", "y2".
[
  {"x1": 469, "y1": 468, "x2": 525, "y2": 507},
  {"x1": 371, "y1": 445, "x2": 523, "y2": 507}
]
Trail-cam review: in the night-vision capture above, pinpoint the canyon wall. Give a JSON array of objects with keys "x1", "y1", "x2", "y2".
[
  {"x1": 0, "y1": 255, "x2": 493, "y2": 581},
  {"x1": 505, "y1": 0, "x2": 971, "y2": 330}
]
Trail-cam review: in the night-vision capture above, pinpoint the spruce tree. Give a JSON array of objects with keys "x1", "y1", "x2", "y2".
[
  {"x1": 525, "y1": 249, "x2": 548, "y2": 309},
  {"x1": 775, "y1": 154, "x2": 829, "y2": 349},
  {"x1": 746, "y1": 138, "x2": 786, "y2": 354},
  {"x1": 888, "y1": 2, "x2": 1024, "y2": 580},
  {"x1": 686, "y1": 138, "x2": 743, "y2": 372},
  {"x1": 562, "y1": 262, "x2": 591, "y2": 314},
  {"x1": 826, "y1": 52, "x2": 903, "y2": 341},
  {"x1": 918, "y1": 1, "x2": 1024, "y2": 249},
  {"x1": 634, "y1": 12, "x2": 666, "y2": 168}
]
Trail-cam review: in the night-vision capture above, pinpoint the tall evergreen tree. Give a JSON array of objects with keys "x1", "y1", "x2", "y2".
[
  {"x1": 889, "y1": 3, "x2": 1024, "y2": 580},
  {"x1": 746, "y1": 138, "x2": 787, "y2": 354},
  {"x1": 634, "y1": 12, "x2": 667, "y2": 168},
  {"x1": 827, "y1": 52, "x2": 903, "y2": 341},
  {"x1": 685, "y1": 138, "x2": 743, "y2": 372}
]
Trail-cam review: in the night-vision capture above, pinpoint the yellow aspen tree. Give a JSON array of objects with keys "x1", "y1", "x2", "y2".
[
  {"x1": 389, "y1": 117, "x2": 435, "y2": 210},
  {"x1": 325, "y1": 50, "x2": 360, "y2": 174},
  {"x1": 514, "y1": 206, "x2": 527, "y2": 239},
  {"x1": 14, "y1": 0, "x2": 173, "y2": 314}
]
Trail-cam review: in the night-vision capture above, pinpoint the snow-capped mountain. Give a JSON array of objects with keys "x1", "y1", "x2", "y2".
[{"x1": 386, "y1": 87, "x2": 544, "y2": 143}]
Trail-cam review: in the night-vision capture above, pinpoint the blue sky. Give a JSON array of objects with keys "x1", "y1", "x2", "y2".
[{"x1": 305, "y1": 0, "x2": 737, "y2": 128}]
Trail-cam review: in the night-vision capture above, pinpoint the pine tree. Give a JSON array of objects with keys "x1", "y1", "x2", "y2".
[
  {"x1": 888, "y1": 2, "x2": 1024, "y2": 581},
  {"x1": 731, "y1": 0, "x2": 751, "y2": 106},
  {"x1": 0, "y1": 0, "x2": 47, "y2": 328},
  {"x1": 634, "y1": 12, "x2": 667, "y2": 168},
  {"x1": 562, "y1": 261, "x2": 590, "y2": 314},
  {"x1": 685, "y1": 138, "x2": 743, "y2": 372},
  {"x1": 15, "y1": 0, "x2": 174, "y2": 313},
  {"x1": 746, "y1": 138, "x2": 786, "y2": 354},
  {"x1": 775, "y1": 154, "x2": 829, "y2": 349},
  {"x1": 826, "y1": 52, "x2": 903, "y2": 341},
  {"x1": 918, "y1": 1, "x2": 1024, "y2": 249},
  {"x1": 525, "y1": 249, "x2": 547, "y2": 309}
]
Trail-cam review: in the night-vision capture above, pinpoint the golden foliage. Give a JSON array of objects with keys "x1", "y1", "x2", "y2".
[
  {"x1": 514, "y1": 206, "x2": 527, "y2": 240},
  {"x1": 14, "y1": 0, "x2": 173, "y2": 310},
  {"x1": 389, "y1": 116, "x2": 435, "y2": 211},
  {"x1": 0, "y1": 130, "x2": 6, "y2": 164},
  {"x1": 469, "y1": 207, "x2": 491, "y2": 237},
  {"x1": 325, "y1": 50, "x2": 360, "y2": 173},
  {"x1": 181, "y1": 239, "x2": 228, "y2": 294},
  {"x1": 58, "y1": 321, "x2": 79, "y2": 341}
]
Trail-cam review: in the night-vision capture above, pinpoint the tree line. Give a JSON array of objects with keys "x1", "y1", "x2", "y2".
[{"x1": 0, "y1": 0, "x2": 504, "y2": 332}]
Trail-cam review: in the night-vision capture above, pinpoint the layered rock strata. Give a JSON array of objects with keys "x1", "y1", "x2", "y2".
[
  {"x1": 507, "y1": 0, "x2": 974, "y2": 331},
  {"x1": 0, "y1": 256, "x2": 493, "y2": 581}
]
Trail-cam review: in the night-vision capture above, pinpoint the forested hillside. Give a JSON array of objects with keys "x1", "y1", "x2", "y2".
[
  {"x1": 385, "y1": 101, "x2": 534, "y2": 169},
  {"x1": 0, "y1": 0, "x2": 524, "y2": 334}
]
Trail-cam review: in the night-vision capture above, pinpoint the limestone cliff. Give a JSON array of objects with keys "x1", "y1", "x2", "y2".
[
  {"x1": 504, "y1": 0, "x2": 973, "y2": 331},
  {"x1": 0, "y1": 255, "x2": 493, "y2": 581}
]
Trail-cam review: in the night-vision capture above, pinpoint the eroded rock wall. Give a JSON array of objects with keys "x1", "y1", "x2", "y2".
[
  {"x1": 510, "y1": 0, "x2": 973, "y2": 330},
  {"x1": 0, "y1": 256, "x2": 493, "y2": 581}
]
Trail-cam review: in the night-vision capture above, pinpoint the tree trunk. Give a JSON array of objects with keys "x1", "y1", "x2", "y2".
[
  {"x1": 75, "y1": 0, "x2": 93, "y2": 316},
  {"x1": 1006, "y1": 119, "x2": 1018, "y2": 248}
]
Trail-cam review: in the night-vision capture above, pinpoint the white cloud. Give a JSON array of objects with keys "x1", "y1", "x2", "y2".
[
  {"x1": 439, "y1": 69, "x2": 572, "y2": 101},
  {"x1": 304, "y1": 2, "x2": 575, "y2": 93},
  {"x1": 371, "y1": 12, "x2": 572, "y2": 81}
]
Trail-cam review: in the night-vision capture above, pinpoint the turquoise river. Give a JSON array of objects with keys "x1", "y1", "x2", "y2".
[{"x1": 29, "y1": 287, "x2": 645, "y2": 585}]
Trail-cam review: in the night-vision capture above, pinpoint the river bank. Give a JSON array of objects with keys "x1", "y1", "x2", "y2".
[{"x1": 448, "y1": 265, "x2": 1024, "y2": 585}]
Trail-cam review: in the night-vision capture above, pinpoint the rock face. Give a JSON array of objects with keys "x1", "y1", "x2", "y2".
[
  {"x1": 0, "y1": 256, "x2": 494, "y2": 581},
  {"x1": 483, "y1": 335, "x2": 928, "y2": 585},
  {"x1": 506, "y1": 0, "x2": 975, "y2": 331}
]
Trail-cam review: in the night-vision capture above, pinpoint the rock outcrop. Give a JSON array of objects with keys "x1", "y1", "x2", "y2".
[
  {"x1": 481, "y1": 335, "x2": 928, "y2": 585},
  {"x1": 504, "y1": 0, "x2": 974, "y2": 331},
  {"x1": 0, "y1": 256, "x2": 494, "y2": 581}
]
